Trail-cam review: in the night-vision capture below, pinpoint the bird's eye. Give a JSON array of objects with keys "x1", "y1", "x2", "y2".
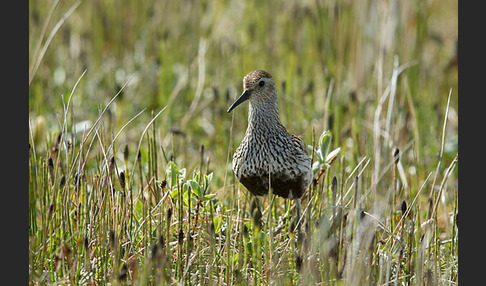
[{"x1": 259, "y1": 80, "x2": 265, "y2": 87}]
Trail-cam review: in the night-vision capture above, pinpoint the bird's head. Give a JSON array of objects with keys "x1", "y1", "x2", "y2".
[{"x1": 227, "y1": 70, "x2": 277, "y2": 113}]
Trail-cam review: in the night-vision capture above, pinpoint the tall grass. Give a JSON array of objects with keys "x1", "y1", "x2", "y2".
[{"x1": 29, "y1": 0, "x2": 457, "y2": 284}]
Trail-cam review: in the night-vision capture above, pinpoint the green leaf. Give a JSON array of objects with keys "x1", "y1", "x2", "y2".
[
  {"x1": 166, "y1": 161, "x2": 179, "y2": 188},
  {"x1": 325, "y1": 147, "x2": 341, "y2": 163},
  {"x1": 202, "y1": 193, "x2": 216, "y2": 201},
  {"x1": 205, "y1": 172, "x2": 213, "y2": 185},
  {"x1": 203, "y1": 172, "x2": 213, "y2": 194},
  {"x1": 312, "y1": 161, "x2": 320, "y2": 175},
  {"x1": 179, "y1": 168, "x2": 186, "y2": 183},
  {"x1": 170, "y1": 188, "x2": 179, "y2": 199},
  {"x1": 183, "y1": 189, "x2": 197, "y2": 208},
  {"x1": 134, "y1": 199, "x2": 144, "y2": 217},
  {"x1": 319, "y1": 130, "x2": 331, "y2": 161},
  {"x1": 194, "y1": 171, "x2": 201, "y2": 182},
  {"x1": 187, "y1": 179, "x2": 202, "y2": 198},
  {"x1": 213, "y1": 215, "x2": 222, "y2": 233},
  {"x1": 316, "y1": 149, "x2": 323, "y2": 162}
]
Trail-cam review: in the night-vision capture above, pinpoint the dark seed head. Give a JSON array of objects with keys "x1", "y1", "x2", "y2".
[
  {"x1": 123, "y1": 145, "x2": 129, "y2": 162},
  {"x1": 109, "y1": 229, "x2": 116, "y2": 248},
  {"x1": 360, "y1": 210, "x2": 366, "y2": 220},
  {"x1": 119, "y1": 171, "x2": 126, "y2": 189},
  {"x1": 331, "y1": 176, "x2": 338, "y2": 194},
  {"x1": 56, "y1": 132, "x2": 62, "y2": 145},
  {"x1": 47, "y1": 157, "x2": 54, "y2": 173},
  {"x1": 160, "y1": 178, "x2": 167, "y2": 189},
  {"x1": 393, "y1": 148, "x2": 400, "y2": 164},
  {"x1": 295, "y1": 253, "x2": 303, "y2": 271},
  {"x1": 331, "y1": 176, "x2": 338, "y2": 205},
  {"x1": 110, "y1": 156, "x2": 115, "y2": 170},
  {"x1": 250, "y1": 199, "x2": 259, "y2": 215},
  {"x1": 178, "y1": 228, "x2": 184, "y2": 245},
  {"x1": 401, "y1": 200, "x2": 408, "y2": 216},
  {"x1": 252, "y1": 208, "x2": 262, "y2": 230},
  {"x1": 209, "y1": 221, "x2": 215, "y2": 236},
  {"x1": 167, "y1": 207, "x2": 172, "y2": 221},
  {"x1": 83, "y1": 236, "x2": 89, "y2": 250},
  {"x1": 59, "y1": 175, "x2": 66, "y2": 189},
  {"x1": 73, "y1": 172, "x2": 82, "y2": 186},
  {"x1": 188, "y1": 233, "x2": 194, "y2": 249},
  {"x1": 47, "y1": 203, "x2": 55, "y2": 218},
  {"x1": 243, "y1": 224, "x2": 249, "y2": 237}
]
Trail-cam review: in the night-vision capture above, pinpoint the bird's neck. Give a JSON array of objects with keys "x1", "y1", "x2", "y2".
[{"x1": 247, "y1": 101, "x2": 283, "y2": 130}]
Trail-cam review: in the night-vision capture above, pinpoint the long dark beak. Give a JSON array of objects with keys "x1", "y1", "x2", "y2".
[{"x1": 227, "y1": 90, "x2": 250, "y2": 113}]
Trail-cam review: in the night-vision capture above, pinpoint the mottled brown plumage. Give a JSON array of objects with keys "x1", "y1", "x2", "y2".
[{"x1": 227, "y1": 70, "x2": 312, "y2": 199}]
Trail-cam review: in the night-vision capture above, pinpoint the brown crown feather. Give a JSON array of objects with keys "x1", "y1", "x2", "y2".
[{"x1": 244, "y1": 70, "x2": 273, "y2": 88}]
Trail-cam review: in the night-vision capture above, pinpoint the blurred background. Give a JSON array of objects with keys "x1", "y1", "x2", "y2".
[{"x1": 29, "y1": 0, "x2": 457, "y2": 199}]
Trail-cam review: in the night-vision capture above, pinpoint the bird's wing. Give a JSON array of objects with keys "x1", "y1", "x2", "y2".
[{"x1": 289, "y1": 133, "x2": 309, "y2": 155}]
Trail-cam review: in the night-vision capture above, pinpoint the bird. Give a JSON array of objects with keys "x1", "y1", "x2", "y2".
[{"x1": 227, "y1": 70, "x2": 312, "y2": 200}]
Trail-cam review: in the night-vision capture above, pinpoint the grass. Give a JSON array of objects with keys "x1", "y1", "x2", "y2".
[{"x1": 29, "y1": 0, "x2": 457, "y2": 284}]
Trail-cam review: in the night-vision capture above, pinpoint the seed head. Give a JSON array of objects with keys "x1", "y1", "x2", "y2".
[
  {"x1": 167, "y1": 207, "x2": 172, "y2": 221},
  {"x1": 209, "y1": 221, "x2": 215, "y2": 237},
  {"x1": 393, "y1": 148, "x2": 400, "y2": 164},
  {"x1": 401, "y1": 200, "x2": 408, "y2": 217},
  {"x1": 59, "y1": 175, "x2": 66, "y2": 189},
  {"x1": 253, "y1": 209, "x2": 262, "y2": 230},
  {"x1": 109, "y1": 229, "x2": 116, "y2": 248},
  {"x1": 83, "y1": 236, "x2": 89, "y2": 250},
  {"x1": 47, "y1": 157, "x2": 54, "y2": 173},
  {"x1": 48, "y1": 203, "x2": 55, "y2": 218},
  {"x1": 295, "y1": 253, "x2": 303, "y2": 271},
  {"x1": 109, "y1": 156, "x2": 115, "y2": 171},
  {"x1": 331, "y1": 176, "x2": 338, "y2": 194},
  {"x1": 331, "y1": 176, "x2": 338, "y2": 207},
  {"x1": 178, "y1": 228, "x2": 184, "y2": 245},
  {"x1": 243, "y1": 224, "x2": 249, "y2": 237},
  {"x1": 119, "y1": 171, "x2": 126, "y2": 189},
  {"x1": 123, "y1": 145, "x2": 129, "y2": 162},
  {"x1": 360, "y1": 210, "x2": 366, "y2": 220},
  {"x1": 160, "y1": 178, "x2": 167, "y2": 189}
]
